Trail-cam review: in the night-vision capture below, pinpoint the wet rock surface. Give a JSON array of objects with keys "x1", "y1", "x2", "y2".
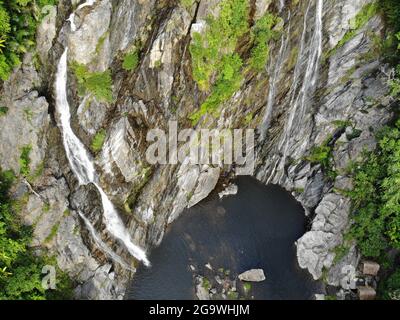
[{"x1": 0, "y1": 0, "x2": 394, "y2": 299}]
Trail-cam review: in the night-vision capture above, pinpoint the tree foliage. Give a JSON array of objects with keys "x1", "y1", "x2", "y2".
[
  {"x1": 0, "y1": 169, "x2": 73, "y2": 300},
  {"x1": 189, "y1": 0, "x2": 279, "y2": 124},
  {"x1": 0, "y1": 0, "x2": 57, "y2": 80},
  {"x1": 348, "y1": 122, "x2": 400, "y2": 258}
]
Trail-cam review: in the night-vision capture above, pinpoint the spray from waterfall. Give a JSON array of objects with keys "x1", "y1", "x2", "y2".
[{"x1": 55, "y1": 1, "x2": 150, "y2": 267}]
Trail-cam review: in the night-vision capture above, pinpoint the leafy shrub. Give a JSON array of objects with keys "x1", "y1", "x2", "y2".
[
  {"x1": 0, "y1": 105, "x2": 8, "y2": 116},
  {"x1": 91, "y1": 129, "x2": 106, "y2": 153},
  {"x1": 189, "y1": 53, "x2": 243, "y2": 124},
  {"x1": 380, "y1": 268, "x2": 400, "y2": 300},
  {"x1": 122, "y1": 50, "x2": 139, "y2": 71},
  {"x1": 19, "y1": 145, "x2": 31, "y2": 177},
  {"x1": 0, "y1": 0, "x2": 58, "y2": 81},
  {"x1": 188, "y1": 0, "x2": 250, "y2": 124},
  {"x1": 190, "y1": 0, "x2": 249, "y2": 92},
  {"x1": 0, "y1": 169, "x2": 73, "y2": 300},
  {"x1": 348, "y1": 121, "x2": 400, "y2": 257},
  {"x1": 189, "y1": 0, "x2": 280, "y2": 124},
  {"x1": 249, "y1": 14, "x2": 280, "y2": 71},
  {"x1": 305, "y1": 138, "x2": 337, "y2": 178},
  {"x1": 72, "y1": 63, "x2": 113, "y2": 103},
  {"x1": 389, "y1": 62, "x2": 400, "y2": 96}
]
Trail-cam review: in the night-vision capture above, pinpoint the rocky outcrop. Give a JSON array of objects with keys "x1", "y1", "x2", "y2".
[
  {"x1": 238, "y1": 269, "x2": 266, "y2": 282},
  {"x1": 297, "y1": 193, "x2": 352, "y2": 280},
  {"x1": 0, "y1": 53, "x2": 49, "y2": 174}
]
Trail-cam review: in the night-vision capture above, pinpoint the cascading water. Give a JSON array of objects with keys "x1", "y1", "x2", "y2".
[
  {"x1": 67, "y1": 0, "x2": 96, "y2": 32},
  {"x1": 279, "y1": 0, "x2": 285, "y2": 13},
  {"x1": 280, "y1": 0, "x2": 324, "y2": 161},
  {"x1": 55, "y1": 1, "x2": 150, "y2": 267},
  {"x1": 77, "y1": 211, "x2": 135, "y2": 271}
]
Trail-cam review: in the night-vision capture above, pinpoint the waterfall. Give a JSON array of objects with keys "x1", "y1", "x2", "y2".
[
  {"x1": 278, "y1": 0, "x2": 285, "y2": 13},
  {"x1": 67, "y1": 0, "x2": 97, "y2": 32},
  {"x1": 77, "y1": 211, "x2": 135, "y2": 272},
  {"x1": 280, "y1": 0, "x2": 324, "y2": 160},
  {"x1": 55, "y1": 1, "x2": 150, "y2": 267}
]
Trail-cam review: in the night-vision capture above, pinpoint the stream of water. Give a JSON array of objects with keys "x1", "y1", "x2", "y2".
[
  {"x1": 55, "y1": 1, "x2": 149, "y2": 267},
  {"x1": 280, "y1": 0, "x2": 324, "y2": 159}
]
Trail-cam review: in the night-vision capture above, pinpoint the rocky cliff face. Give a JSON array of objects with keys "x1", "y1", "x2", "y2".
[{"x1": 0, "y1": 0, "x2": 394, "y2": 299}]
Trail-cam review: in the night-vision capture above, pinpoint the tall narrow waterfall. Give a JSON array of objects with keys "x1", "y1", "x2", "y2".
[
  {"x1": 55, "y1": 1, "x2": 150, "y2": 267},
  {"x1": 279, "y1": 0, "x2": 285, "y2": 13},
  {"x1": 258, "y1": 12, "x2": 291, "y2": 139},
  {"x1": 280, "y1": 0, "x2": 324, "y2": 159}
]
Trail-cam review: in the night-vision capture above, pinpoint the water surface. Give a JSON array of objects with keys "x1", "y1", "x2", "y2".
[{"x1": 127, "y1": 177, "x2": 321, "y2": 300}]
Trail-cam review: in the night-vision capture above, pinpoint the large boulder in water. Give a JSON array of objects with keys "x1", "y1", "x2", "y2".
[{"x1": 238, "y1": 269, "x2": 266, "y2": 282}]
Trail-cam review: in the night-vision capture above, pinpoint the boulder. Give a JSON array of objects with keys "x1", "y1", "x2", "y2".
[
  {"x1": 358, "y1": 286, "x2": 376, "y2": 301},
  {"x1": 195, "y1": 277, "x2": 210, "y2": 301},
  {"x1": 362, "y1": 261, "x2": 380, "y2": 276},
  {"x1": 238, "y1": 269, "x2": 266, "y2": 282},
  {"x1": 218, "y1": 184, "x2": 238, "y2": 199}
]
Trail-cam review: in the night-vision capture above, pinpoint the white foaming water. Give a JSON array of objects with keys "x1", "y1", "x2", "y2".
[
  {"x1": 67, "y1": 0, "x2": 97, "y2": 31},
  {"x1": 280, "y1": 0, "x2": 324, "y2": 160},
  {"x1": 56, "y1": 50, "x2": 96, "y2": 185},
  {"x1": 95, "y1": 184, "x2": 150, "y2": 266},
  {"x1": 55, "y1": 1, "x2": 150, "y2": 267},
  {"x1": 77, "y1": 211, "x2": 135, "y2": 272},
  {"x1": 279, "y1": 0, "x2": 285, "y2": 12}
]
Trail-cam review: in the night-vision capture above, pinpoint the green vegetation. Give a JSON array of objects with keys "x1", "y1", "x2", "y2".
[
  {"x1": 71, "y1": 63, "x2": 113, "y2": 103},
  {"x1": 341, "y1": 2, "x2": 400, "y2": 280},
  {"x1": 0, "y1": 0, "x2": 58, "y2": 81},
  {"x1": 227, "y1": 291, "x2": 239, "y2": 300},
  {"x1": 0, "y1": 169, "x2": 73, "y2": 299},
  {"x1": 202, "y1": 277, "x2": 211, "y2": 290},
  {"x1": 380, "y1": 269, "x2": 400, "y2": 300},
  {"x1": 348, "y1": 123, "x2": 400, "y2": 258},
  {"x1": 305, "y1": 137, "x2": 337, "y2": 179},
  {"x1": 190, "y1": 0, "x2": 249, "y2": 91},
  {"x1": 242, "y1": 282, "x2": 252, "y2": 294},
  {"x1": 350, "y1": 1, "x2": 400, "y2": 294},
  {"x1": 0, "y1": 106, "x2": 8, "y2": 116},
  {"x1": 44, "y1": 222, "x2": 59, "y2": 243},
  {"x1": 333, "y1": 244, "x2": 350, "y2": 264},
  {"x1": 122, "y1": 49, "x2": 139, "y2": 71},
  {"x1": 306, "y1": 143, "x2": 332, "y2": 169},
  {"x1": 95, "y1": 31, "x2": 108, "y2": 55},
  {"x1": 181, "y1": 0, "x2": 195, "y2": 10},
  {"x1": 249, "y1": 14, "x2": 280, "y2": 71},
  {"x1": 190, "y1": 54, "x2": 243, "y2": 124},
  {"x1": 19, "y1": 145, "x2": 31, "y2": 177},
  {"x1": 91, "y1": 129, "x2": 106, "y2": 153},
  {"x1": 189, "y1": 0, "x2": 279, "y2": 124}
]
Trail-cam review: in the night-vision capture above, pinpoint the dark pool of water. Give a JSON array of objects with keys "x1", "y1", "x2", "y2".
[{"x1": 126, "y1": 177, "x2": 321, "y2": 300}]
